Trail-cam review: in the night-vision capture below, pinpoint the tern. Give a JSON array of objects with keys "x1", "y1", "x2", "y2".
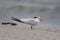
[{"x1": 11, "y1": 16, "x2": 44, "y2": 29}]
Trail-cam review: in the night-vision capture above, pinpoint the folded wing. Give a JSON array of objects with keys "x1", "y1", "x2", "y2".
[{"x1": 11, "y1": 17, "x2": 24, "y2": 23}]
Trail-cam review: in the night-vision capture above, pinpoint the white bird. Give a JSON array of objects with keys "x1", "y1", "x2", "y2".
[{"x1": 11, "y1": 16, "x2": 44, "y2": 29}]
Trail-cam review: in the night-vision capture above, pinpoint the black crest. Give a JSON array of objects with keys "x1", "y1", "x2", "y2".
[{"x1": 33, "y1": 16, "x2": 38, "y2": 18}]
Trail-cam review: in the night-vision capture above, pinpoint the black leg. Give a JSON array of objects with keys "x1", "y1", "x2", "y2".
[{"x1": 31, "y1": 26, "x2": 32, "y2": 29}]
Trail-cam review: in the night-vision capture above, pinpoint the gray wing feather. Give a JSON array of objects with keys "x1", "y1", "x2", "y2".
[{"x1": 11, "y1": 17, "x2": 24, "y2": 23}]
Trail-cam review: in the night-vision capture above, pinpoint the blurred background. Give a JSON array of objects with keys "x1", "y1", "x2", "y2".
[{"x1": 0, "y1": 0, "x2": 60, "y2": 30}]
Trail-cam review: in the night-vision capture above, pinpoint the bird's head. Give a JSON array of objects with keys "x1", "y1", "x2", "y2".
[
  {"x1": 33, "y1": 16, "x2": 38, "y2": 18},
  {"x1": 33, "y1": 16, "x2": 45, "y2": 21}
]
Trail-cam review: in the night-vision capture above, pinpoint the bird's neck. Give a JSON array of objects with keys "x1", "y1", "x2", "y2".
[{"x1": 34, "y1": 18, "x2": 40, "y2": 22}]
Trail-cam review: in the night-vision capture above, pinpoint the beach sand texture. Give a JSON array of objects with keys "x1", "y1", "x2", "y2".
[{"x1": 0, "y1": 23, "x2": 60, "y2": 40}]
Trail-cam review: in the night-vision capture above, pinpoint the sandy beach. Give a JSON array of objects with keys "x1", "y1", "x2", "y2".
[{"x1": 0, "y1": 23, "x2": 60, "y2": 40}]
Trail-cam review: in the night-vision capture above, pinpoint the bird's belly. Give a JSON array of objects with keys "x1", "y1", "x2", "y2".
[{"x1": 26, "y1": 21, "x2": 37, "y2": 25}]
